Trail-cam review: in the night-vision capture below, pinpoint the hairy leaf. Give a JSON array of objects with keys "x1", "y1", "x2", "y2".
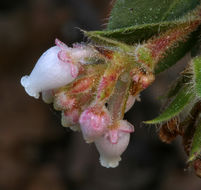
[
  {"x1": 193, "y1": 56, "x2": 201, "y2": 98},
  {"x1": 167, "y1": 75, "x2": 192, "y2": 99},
  {"x1": 107, "y1": 0, "x2": 200, "y2": 30},
  {"x1": 189, "y1": 118, "x2": 201, "y2": 162},
  {"x1": 88, "y1": 21, "x2": 180, "y2": 45},
  {"x1": 145, "y1": 86, "x2": 194, "y2": 124}
]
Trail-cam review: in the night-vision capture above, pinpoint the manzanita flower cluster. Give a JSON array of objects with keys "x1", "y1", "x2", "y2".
[
  {"x1": 21, "y1": 38, "x2": 148, "y2": 168},
  {"x1": 21, "y1": 5, "x2": 201, "y2": 168}
]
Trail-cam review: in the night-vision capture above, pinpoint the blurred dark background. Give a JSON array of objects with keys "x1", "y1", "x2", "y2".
[{"x1": 0, "y1": 0, "x2": 201, "y2": 190}]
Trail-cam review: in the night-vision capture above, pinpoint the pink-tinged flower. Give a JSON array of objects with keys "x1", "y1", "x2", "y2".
[
  {"x1": 79, "y1": 105, "x2": 111, "y2": 143},
  {"x1": 95, "y1": 120, "x2": 134, "y2": 168},
  {"x1": 61, "y1": 109, "x2": 80, "y2": 131},
  {"x1": 21, "y1": 45, "x2": 74, "y2": 99}
]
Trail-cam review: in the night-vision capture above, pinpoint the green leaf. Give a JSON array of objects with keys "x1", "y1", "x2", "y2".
[
  {"x1": 167, "y1": 74, "x2": 191, "y2": 99},
  {"x1": 189, "y1": 118, "x2": 201, "y2": 162},
  {"x1": 107, "y1": 0, "x2": 200, "y2": 30},
  {"x1": 87, "y1": 21, "x2": 181, "y2": 45},
  {"x1": 86, "y1": 0, "x2": 201, "y2": 73},
  {"x1": 193, "y1": 56, "x2": 201, "y2": 98},
  {"x1": 145, "y1": 86, "x2": 194, "y2": 124}
]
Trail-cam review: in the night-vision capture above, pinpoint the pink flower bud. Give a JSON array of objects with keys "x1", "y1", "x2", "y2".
[
  {"x1": 79, "y1": 106, "x2": 111, "y2": 143},
  {"x1": 95, "y1": 132, "x2": 130, "y2": 168},
  {"x1": 95, "y1": 120, "x2": 134, "y2": 168}
]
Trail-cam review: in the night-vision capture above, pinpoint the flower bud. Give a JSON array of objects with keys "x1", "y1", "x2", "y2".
[
  {"x1": 21, "y1": 45, "x2": 74, "y2": 98},
  {"x1": 79, "y1": 106, "x2": 111, "y2": 143},
  {"x1": 95, "y1": 132, "x2": 130, "y2": 168},
  {"x1": 95, "y1": 120, "x2": 134, "y2": 168},
  {"x1": 20, "y1": 39, "x2": 97, "y2": 99}
]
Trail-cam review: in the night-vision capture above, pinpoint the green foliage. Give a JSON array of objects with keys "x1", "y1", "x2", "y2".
[
  {"x1": 189, "y1": 118, "x2": 201, "y2": 162},
  {"x1": 87, "y1": 21, "x2": 180, "y2": 45},
  {"x1": 193, "y1": 56, "x2": 201, "y2": 98},
  {"x1": 167, "y1": 74, "x2": 191, "y2": 98},
  {"x1": 145, "y1": 86, "x2": 194, "y2": 124},
  {"x1": 107, "y1": 0, "x2": 199, "y2": 29}
]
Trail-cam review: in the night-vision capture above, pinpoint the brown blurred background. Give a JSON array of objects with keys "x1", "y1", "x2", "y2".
[{"x1": 0, "y1": 0, "x2": 201, "y2": 190}]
